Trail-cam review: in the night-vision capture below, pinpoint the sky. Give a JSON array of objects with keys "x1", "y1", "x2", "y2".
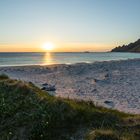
[{"x1": 0, "y1": 0, "x2": 140, "y2": 52}]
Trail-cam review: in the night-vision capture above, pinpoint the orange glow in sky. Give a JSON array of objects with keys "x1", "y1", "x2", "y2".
[{"x1": 0, "y1": 42, "x2": 114, "y2": 52}]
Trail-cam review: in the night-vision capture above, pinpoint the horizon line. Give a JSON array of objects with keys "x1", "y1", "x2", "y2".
[{"x1": 0, "y1": 51, "x2": 111, "y2": 53}]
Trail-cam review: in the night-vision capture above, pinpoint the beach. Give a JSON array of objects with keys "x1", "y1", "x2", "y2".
[{"x1": 0, "y1": 58, "x2": 140, "y2": 114}]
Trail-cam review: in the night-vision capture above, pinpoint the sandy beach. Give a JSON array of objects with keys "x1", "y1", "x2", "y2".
[{"x1": 0, "y1": 59, "x2": 140, "y2": 114}]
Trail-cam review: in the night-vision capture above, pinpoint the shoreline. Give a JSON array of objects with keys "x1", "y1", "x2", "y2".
[
  {"x1": 1, "y1": 52, "x2": 140, "y2": 67},
  {"x1": 0, "y1": 57, "x2": 140, "y2": 67},
  {"x1": 0, "y1": 58, "x2": 140, "y2": 114}
]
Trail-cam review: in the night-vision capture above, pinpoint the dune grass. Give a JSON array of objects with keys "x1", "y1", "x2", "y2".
[
  {"x1": 86, "y1": 129, "x2": 119, "y2": 140},
  {"x1": 0, "y1": 75, "x2": 139, "y2": 140}
]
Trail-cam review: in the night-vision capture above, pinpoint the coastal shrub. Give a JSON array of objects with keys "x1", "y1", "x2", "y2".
[{"x1": 0, "y1": 74, "x2": 9, "y2": 80}]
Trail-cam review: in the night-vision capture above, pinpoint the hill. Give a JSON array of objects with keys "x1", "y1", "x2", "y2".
[
  {"x1": 111, "y1": 39, "x2": 140, "y2": 52},
  {"x1": 0, "y1": 74, "x2": 140, "y2": 140}
]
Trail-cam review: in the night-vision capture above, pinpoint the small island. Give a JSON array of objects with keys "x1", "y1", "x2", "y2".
[{"x1": 111, "y1": 39, "x2": 140, "y2": 52}]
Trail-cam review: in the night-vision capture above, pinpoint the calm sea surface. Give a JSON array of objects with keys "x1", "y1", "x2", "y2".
[{"x1": 0, "y1": 52, "x2": 140, "y2": 66}]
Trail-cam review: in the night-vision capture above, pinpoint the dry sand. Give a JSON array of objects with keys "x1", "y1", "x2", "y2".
[{"x1": 0, "y1": 59, "x2": 140, "y2": 114}]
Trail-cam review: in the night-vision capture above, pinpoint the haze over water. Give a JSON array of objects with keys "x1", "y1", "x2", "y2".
[{"x1": 0, "y1": 52, "x2": 140, "y2": 67}]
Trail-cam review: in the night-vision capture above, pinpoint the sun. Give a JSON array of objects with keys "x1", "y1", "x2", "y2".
[{"x1": 42, "y1": 42, "x2": 54, "y2": 51}]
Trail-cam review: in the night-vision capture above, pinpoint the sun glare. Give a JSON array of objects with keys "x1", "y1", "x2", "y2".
[{"x1": 42, "y1": 42, "x2": 54, "y2": 51}]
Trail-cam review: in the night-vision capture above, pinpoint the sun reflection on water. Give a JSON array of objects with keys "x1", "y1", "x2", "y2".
[{"x1": 43, "y1": 52, "x2": 53, "y2": 65}]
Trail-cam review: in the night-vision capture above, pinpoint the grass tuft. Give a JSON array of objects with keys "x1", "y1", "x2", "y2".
[{"x1": 86, "y1": 129, "x2": 119, "y2": 140}]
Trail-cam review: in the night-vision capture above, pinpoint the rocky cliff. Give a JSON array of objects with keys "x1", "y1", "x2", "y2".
[{"x1": 111, "y1": 39, "x2": 140, "y2": 52}]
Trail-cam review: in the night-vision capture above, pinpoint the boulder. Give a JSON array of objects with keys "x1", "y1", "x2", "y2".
[
  {"x1": 41, "y1": 83, "x2": 56, "y2": 91},
  {"x1": 104, "y1": 100, "x2": 114, "y2": 107}
]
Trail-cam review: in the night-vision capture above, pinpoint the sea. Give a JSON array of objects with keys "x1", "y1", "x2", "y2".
[{"x1": 0, "y1": 52, "x2": 140, "y2": 67}]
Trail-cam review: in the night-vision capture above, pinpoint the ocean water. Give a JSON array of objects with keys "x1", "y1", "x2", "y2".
[{"x1": 0, "y1": 52, "x2": 140, "y2": 66}]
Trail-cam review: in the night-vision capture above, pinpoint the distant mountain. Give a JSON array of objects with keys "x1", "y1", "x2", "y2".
[{"x1": 111, "y1": 39, "x2": 140, "y2": 52}]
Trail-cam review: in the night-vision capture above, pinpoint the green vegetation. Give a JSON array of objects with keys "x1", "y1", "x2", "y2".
[
  {"x1": 0, "y1": 75, "x2": 139, "y2": 140},
  {"x1": 86, "y1": 129, "x2": 119, "y2": 140},
  {"x1": 0, "y1": 74, "x2": 9, "y2": 80}
]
